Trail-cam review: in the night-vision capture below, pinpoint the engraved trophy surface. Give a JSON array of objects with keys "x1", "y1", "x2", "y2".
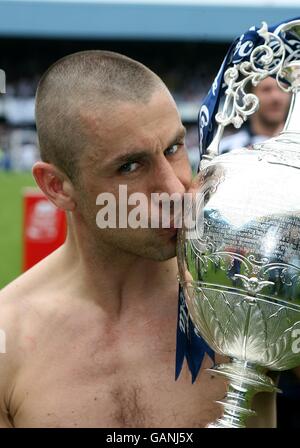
[{"x1": 177, "y1": 20, "x2": 300, "y2": 428}]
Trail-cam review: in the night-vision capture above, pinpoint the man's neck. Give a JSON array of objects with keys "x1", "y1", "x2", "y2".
[{"x1": 59, "y1": 215, "x2": 178, "y2": 318}]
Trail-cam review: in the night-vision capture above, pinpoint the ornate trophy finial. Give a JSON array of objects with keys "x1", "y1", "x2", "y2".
[{"x1": 203, "y1": 19, "x2": 300, "y2": 160}]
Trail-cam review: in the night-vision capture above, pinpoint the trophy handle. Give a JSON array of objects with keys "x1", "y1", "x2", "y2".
[{"x1": 204, "y1": 20, "x2": 300, "y2": 159}]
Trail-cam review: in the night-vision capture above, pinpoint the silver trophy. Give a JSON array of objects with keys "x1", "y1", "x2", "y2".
[{"x1": 177, "y1": 20, "x2": 300, "y2": 428}]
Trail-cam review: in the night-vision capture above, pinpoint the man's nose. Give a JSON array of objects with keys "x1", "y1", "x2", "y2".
[{"x1": 154, "y1": 158, "x2": 190, "y2": 197}]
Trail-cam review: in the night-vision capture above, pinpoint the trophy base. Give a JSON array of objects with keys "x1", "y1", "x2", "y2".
[{"x1": 206, "y1": 359, "x2": 280, "y2": 428}]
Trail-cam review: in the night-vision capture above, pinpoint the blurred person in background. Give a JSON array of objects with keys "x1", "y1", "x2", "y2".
[
  {"x1": 17, "y1": 140, "x2": 39, "y2": 171},
  {"x1": 9, "y1": 130, "x2": 39, "y2": 172},
  {"x1": 219, "y1": 76, "x2": 291, "y2": 154},
  {"x1": 0, "y1": 119, "x2": 11, "y2": 171}
]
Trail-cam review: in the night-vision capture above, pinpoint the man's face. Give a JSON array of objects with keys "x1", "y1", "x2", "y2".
[
  {"x1": 74, "y1": 88, "x2": 193, "y2": 261},
  {"x1": 254, "y1": 77, "x2": 290, "y2": 127}
]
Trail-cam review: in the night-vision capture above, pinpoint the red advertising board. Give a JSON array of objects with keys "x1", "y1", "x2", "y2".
[{"x1": 23, "y1": 188, "x2": 67, "y2": 271}]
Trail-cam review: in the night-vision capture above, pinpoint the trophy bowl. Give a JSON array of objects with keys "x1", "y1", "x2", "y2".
[{"x1": 177, "y1": 21, "x2": 300, "y2": 428}]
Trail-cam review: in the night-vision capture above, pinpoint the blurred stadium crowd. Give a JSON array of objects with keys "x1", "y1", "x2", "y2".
[{"x1": 0, "y1": 38, "x2": 228, "y2": 172}]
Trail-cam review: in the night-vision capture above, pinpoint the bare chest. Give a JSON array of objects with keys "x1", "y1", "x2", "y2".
[
  {"x1": 12, "y1": 360, "x2": 225, "y2": 428},
  {"x1": 9, "y1": 317, "x2": 225, "y2": 428}
]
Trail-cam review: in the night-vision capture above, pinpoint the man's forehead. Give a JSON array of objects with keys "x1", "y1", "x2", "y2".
[
  {"x1": 79, "y1": 91, "x2": 181, "y2": 156},
  {"x1": 78, "y1": 100, "x2": 129, "y2": 137}
]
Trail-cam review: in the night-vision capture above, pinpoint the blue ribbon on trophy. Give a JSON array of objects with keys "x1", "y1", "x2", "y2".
[{"x1": 175, "y1": 16, "x2": 300, "y2": 383}]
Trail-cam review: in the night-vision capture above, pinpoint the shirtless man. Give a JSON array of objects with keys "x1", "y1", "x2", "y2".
[{"x1": 0, "y1": 51, "x2": 275, "y2": 428}]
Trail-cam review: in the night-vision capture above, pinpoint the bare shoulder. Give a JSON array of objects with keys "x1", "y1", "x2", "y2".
[
  {"x1": 0, "y1": 249, "x2": 68, "y2": 425},
  {"x1": 0, "y1": 274, "x2": 31, "y2": 427},
  {"x1": 0, "y1": 274, "x2": 29, "y2": 357},
  {"x1": 0, "y1": 247, "x2": 68, "y2": 365},
  {"x1": 0, "y1": 245, "x2": 67, "y2": 316},
  {"x1": 0, "y1": 253, "x2": 58, "y2": 361}
]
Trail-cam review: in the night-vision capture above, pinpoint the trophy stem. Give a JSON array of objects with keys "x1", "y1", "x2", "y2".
[{"x1": 206, "y1": 359, "x2": 279, "y2": 428}]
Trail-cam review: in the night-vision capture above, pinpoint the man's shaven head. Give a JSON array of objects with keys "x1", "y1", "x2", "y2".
[{"x1": 35, "y1": 50, "x2": 165, "y2": 183}]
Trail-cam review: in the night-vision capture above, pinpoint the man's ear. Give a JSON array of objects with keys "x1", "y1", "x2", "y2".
[{"x1": 32, "y1": 161, "x2": 76, "y2": 211}]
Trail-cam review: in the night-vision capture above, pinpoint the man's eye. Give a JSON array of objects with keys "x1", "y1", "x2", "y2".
[
  {"x1": 119, "y1": 161, "x2": 140, "y2": 173},
  {"x1": 164, "y1": 143, "x2": 182, "y2": 156}
]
